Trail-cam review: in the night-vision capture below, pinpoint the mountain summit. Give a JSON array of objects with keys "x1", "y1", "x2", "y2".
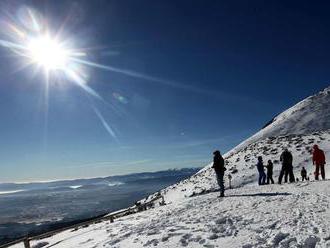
[{"x1": 235, "y1": 86, "x2": 330, "y2": 152}]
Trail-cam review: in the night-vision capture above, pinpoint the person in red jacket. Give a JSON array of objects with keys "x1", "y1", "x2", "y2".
[{"x1": 312, "y1": 145, "x2": 326, "y2": 180}]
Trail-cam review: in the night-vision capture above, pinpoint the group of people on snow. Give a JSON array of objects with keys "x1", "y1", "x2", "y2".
[
  {"x1": 256, "y1": 157, "x2": 275, "y2": 185},
  {"x1": 256, "y1": 144, "x2": 327, "y2": 186},
  {"x1": 212, "y1": 144, "x2": 326, "y2": 197}
]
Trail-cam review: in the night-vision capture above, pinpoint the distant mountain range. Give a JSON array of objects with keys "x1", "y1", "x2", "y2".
[{"x1": 0, "y1": 168, "x2": 201, "y2": 192}]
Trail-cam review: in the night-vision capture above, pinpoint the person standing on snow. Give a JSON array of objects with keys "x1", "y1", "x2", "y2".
[
  {"x1": 301, "y1": 167, "x2": 308, "y2": 181},
  {"x1": 279, "y1": 148, "x2": 295, "y2": 184},
  {"x1": 312, "y1": 145, "x2": 326, "y2": 180},
  {"x1": 266, "y1": 160, "x2": 274, "y2": 184},
  {"x1": 212, "y1": 150, "x2": 226, "y2": 197},
  {"x1": 256, "y1": 156, "x2": 266, "y2": 185}
]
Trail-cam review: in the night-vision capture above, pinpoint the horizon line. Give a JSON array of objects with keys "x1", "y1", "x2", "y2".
[{"x1": 0, "y1": 166, "x2": 202, "y2": 184}]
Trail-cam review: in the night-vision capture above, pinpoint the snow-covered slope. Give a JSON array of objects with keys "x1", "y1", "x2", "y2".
[
  {"x1": 160, "y1": 131, "x2": 330, "y2": 203},
  {"x1": 156, "y1": 87, "x2": 330, "y2": 203},
  {"x1": 15, "y1": 181, "x2": 330, "y2": 248},
  {"x1": 8, "y1": 86, "x2": 330, "y2": 248}
]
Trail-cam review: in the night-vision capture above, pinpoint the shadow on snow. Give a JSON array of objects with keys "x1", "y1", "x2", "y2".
[
  {"x1": 189, "y1": 189, "x2": 292, "y2": 198},
  {"x1": 226, "y1": 192, "x2": 292, "y2": 197}
]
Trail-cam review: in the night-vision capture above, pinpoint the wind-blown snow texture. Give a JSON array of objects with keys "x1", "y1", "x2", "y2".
[
  {"x1": 9, "y1": 87, "x2": 330, "y2": 247},
  {"x1": 18, "y1": 182, "x2": 330, "y2": 248}
]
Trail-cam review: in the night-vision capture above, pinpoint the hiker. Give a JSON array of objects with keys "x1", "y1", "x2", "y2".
[
  {"x1": 266, "y1": 160, "x2": 274, "y2": 184},
  {"x1": 312, "y1": 145, "x2": 326, "y2": 180},
  {"x1": 301, "y1": 167, "x2": 308, "y2": 181},
  {"x1": 212, "y1": 150, "x2": 226, "y2": 197},
  {"x1": 256, "y1": 156, "x2": 266, "y2": 185},
  {"x1": 279, "y1": 148, "x2": 295, "y2": 184}
]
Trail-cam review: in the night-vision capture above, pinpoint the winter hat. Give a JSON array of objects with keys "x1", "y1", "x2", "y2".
[{"x1": 213, "y1": 150, "x2": 220, "y2": 155}]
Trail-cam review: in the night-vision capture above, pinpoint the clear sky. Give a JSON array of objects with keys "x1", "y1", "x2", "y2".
[{"x1": 0, "y1": 0, "x2": 329, "y2": 182}]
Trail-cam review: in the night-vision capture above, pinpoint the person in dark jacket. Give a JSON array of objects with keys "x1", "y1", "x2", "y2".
[
  {"x1": 312, "y1": 145, "x2": 326, "y2": 180},
  {"x1": 266, "y1": 160, "x2": 274, "y2": 184},
  {"x1": 212, "y1": 150, "x2": 226, "y2": 197},
  {"x1": 278, "y1": 148, "x2": 295, "y2": 184},
  {"x1": 256, "y1": 156, "x2": 266, "y2": 185},
  {"x1": 301, "y1": 167, "x2": 307, "y2": 181}
]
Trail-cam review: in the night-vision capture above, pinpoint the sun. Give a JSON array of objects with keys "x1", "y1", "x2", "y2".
[{"x1": 27, "y1": 35, "x2": 69, "y2": 70}]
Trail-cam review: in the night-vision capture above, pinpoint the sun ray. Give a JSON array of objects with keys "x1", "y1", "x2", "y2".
[
  {"x1": 0, "y1": 5, "x2": 211, "y2": 143},
  {"x1": 91, "y1": 105, "x2": 118, "y2": 142},
  {"x1": 42, "y1": 68, "x2": 50, "y2": 152},
  {"x1": 71, "y1": 57, "x2": 217, "y2": 96}
]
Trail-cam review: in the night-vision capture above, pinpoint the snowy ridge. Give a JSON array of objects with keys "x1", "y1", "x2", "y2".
[{"x1": 234, "y1": 86, "x2": 330, "y2": 152}]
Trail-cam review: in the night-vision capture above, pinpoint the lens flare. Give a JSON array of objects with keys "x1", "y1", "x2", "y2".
[
  {"x1": 113, "y1": 92, "x2": 128, "y2": 104},
  {"x1": 27, "y1": 35, "x2": 68, "y2": 70}
]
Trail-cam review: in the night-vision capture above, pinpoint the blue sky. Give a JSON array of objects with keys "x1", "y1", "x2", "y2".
[{"x1": 0, "y1": 0, "x2": 329, "y2": 182}]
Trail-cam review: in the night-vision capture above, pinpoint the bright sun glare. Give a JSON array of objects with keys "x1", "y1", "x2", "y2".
[
  {"x1": 27, "y1": 36, "x2": 68, "y2": 70},
  {"x1": 0, "y1": 5, "x2": 152, "y2": 140}
]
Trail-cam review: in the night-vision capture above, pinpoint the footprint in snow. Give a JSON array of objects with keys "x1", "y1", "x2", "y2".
[
  {"x1": 106, "y1": 238, "x2": 121, "y2": 246},
  {"x1": 264, "y1": 220, "x2": 279, "y2": 229},
  {"x1": 147, "y1": 230, "x2": 161, "y2": 236},
  {"x1": 189, "y1": 235, "x2": 202, "y2": 242},
  {"x1": 180, "y1": 238, "x2": 188, "y2": 246},
  {"x1": 279, "y1": 237, "x2": 297, "y2": 247},
  {"x1": 78, "y1": 239, "x2": 93, "y2": 245},
  {"x1": 198, "y1": 239, "x2": 206, "y2": 244},
  {"x1": 203, "y1": 245, "x2": 215, "y2": 248},
  {"x1": 143, "y1": 239, "x2": 159, "y2": 247},
  {"x1": 208, "y1": 234, "x2": 219, "y2": 240},
  {"x1": 242, "y1": 244, "x2": 254, "y2": 248},
  {"x1": 271, "y1": 232, "x2": 289, "y2": 246},
  {"x1": 303, "y1": 235, "x2": 320, "y2": 248}
]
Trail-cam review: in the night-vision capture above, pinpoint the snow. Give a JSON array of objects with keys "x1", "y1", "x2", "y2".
[
  {"x1": 107, "y1": 182, "x2": 124, "y2": 187},
  {"x1": 0, "y1": 189, "x2": 25, "y2": 195},
  {"x1": 8, "y1": 87, "x2": 330, "y2": 247},
  {"x1": 68, "y1": 185, "x2": 82, "y2": 189},
  {"x1": 158, "y1": 130, "x2": 330, "y2": 203},
  {"x1": 11, "y1": 181, "x2": 330, "y2": 248}
]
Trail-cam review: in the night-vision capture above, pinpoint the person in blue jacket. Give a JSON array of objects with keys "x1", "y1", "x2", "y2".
[{"x1": 256, "y1": 156, "x2": 266, "y2": 185}]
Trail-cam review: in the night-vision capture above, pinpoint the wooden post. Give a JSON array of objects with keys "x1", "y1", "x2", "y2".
[
  {"x1": 109, "y1": 216, "x2": 114, "y2": 223},
  {"x1": 228, "y1": 174, "x2": 232, "y2": 189},
  {"x1": 23, "y1": 238, "x2": 30, "y2": 248}
]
